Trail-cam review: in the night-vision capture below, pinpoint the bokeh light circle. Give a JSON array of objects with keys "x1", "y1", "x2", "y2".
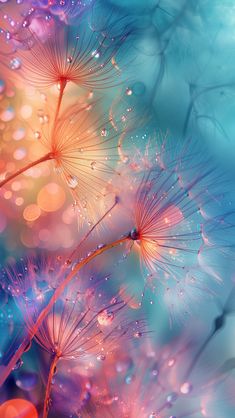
[
  {"x1": 0, "y1": 399, "x2": 38, "y2": 418},
  {"x1": 37, "y1": 183, "x2": 65, "y2": 212}
]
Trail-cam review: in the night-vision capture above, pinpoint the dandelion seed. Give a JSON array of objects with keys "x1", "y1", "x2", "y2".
[{"x1": 6, "y1": 14, "x2": 131, "y2": 92}]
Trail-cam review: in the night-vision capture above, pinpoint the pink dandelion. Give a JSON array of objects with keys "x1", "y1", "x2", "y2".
[
  {"x1": 2, "y1": 256, "x2": 146, "y2": 418},
  {"x1": 0, "y1": 100, "x2": 122, "y2": 223},
  {"x1": 5, "y1": 11, "x2": 131, "y2": 93},
  {"x1": 75, "y1": 333, "x2": 235, "y2": 418}
]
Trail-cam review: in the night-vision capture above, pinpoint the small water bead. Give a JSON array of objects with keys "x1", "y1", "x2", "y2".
[
  {"x1": 166, "y1": 392, "x2": 178, "y2": 404},
  {"x1": 180, "y1": 381, "x2": 193, "y2": 394},
  {"x1": 67, "y1": 55, "x2": 73, "y2": 63},
  {"x1": 134, "y1": 331, "x2": 142, "y2": 338},
  {"x1": 101, "y1": 128, "x2": 108, "y2": 137},
  {"x1": 12, "y1": 358, "x2": 24, "y2": 371},
  {"x1": 130, "y1": 228, "x2": 139, "y2": 240},
  {"x1": 97, "y1": 243, "x2": 105, "y2": 249},
  {"x1": 34, "y1": 131, "x2": 41, "y2": 140},
  {"x1": 126, "y1": 87, "x2": 132, "y2": 96},
  {"x1": 168, "y1": 358, "x2": 175, "y2": 367},
  {"x1": 122, "y1": 155, "x2": 130, "y2": 164},
  {"x1": 22, "y1": 19, "x2": 29, "y2": 28},
  {"x1": 125, "y1": 374, "x2": 134, "y2": 384},
  {"x1": 43, "y1": 114, "x2": 49, "y2": 123},
  {"x1": 98, "y1": 310, "x2": 114, "y2": 326},
  {"x1": 97, "y1": 354, "x2": 106, "y2": 361},
  {"x1": 92, "y1": 50, "x2": 100, "y2": 58},
  {"x1": 67, "y1": 175, "x2": 78, "y2": 189},
  {"x1": 10, "y1": 58, "x2": 21, "y2": 70},
  {"x1": 90, "y1": 161, "x2": 96, "y2": 170}
]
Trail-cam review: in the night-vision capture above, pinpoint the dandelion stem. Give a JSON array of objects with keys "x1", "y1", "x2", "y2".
[
  {"x1": 43, "y1": 354, "x2": 59, "y2": 418},
  {"x1": 51, "y1": 80, "x2": 66, "y2": 149},
  {"x1": 0, "y1": 152, "x2": 54, "y2": 189},
  {"x1": 0, "y1": 235, "x2": 130, "y2": 387},
  {"x1": 69, "y1": 195, "x2": 119, "y2": 261}
]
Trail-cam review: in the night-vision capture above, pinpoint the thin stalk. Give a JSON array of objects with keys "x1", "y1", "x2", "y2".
[
  {"x1": 51, "y1": 80, "x2": 66, "y2": 149},
  {"x1": 184, "y1": 331, "x2": 214, "y2": 381},
  {"x1": 0, "y1": 235, "x2": 130, "y2": 387},
  {"x1": 69, "y1": 195, "x2": 118, "y2": 261},
  {"x1": 0, "y1": 152, "x2": 54, "y2": 188},
  {"x1": 43, "y1": 354, "x2": 60, "y2": 418}
]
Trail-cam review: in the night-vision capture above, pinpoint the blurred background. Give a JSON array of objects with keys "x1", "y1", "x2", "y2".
[{"x1": 0, "y1": 0, "x2": 235, "y2": 417}]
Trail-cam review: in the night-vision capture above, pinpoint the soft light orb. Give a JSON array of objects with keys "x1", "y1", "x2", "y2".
[
  {"x1": 37, "y1": 183, "x2": 65, "y2": 212},
  {"x1": 0, "y1": 399, "x2": 38, "y2": 418}
]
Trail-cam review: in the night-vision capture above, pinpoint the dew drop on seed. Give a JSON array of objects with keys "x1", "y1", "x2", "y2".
[
  {"x1": 98, "y1": 310, "x2": 114, "y2": 326},
  {"x1": 10, "y1": 58, "x2": 21, "y2": 70},
  {"x1": 67, "y1": 56, "x2": 73, "y2": 63},
  {"x1": 67, "y1": 175, "x2": 78, "y2": 189},
  {"x1": 12, "y1": 358, "x2": 24, "y2": 371},
  {"x1": 34, "y1": 131, "x2": 41, "y2": 140},
  {"x1": 97, "y1": 354, "x2": 106, "y2": 361},
  {"x1": 180, "y1": 381, "x2": 193, "y2": 394},
  {"x1": 101, "y1": 128, "x2": 108, "y2": 137}
]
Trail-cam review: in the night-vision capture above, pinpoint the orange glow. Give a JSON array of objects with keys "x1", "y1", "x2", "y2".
[
  {"x1": 23, "y1": 204, "x2": 41, "y2": 222},
  {"x1": 0, "y1": 399, "x2": 38, "y2": 418},
  {"x1": 37, "y1": 183, "x2": 65, "y2": 212}
]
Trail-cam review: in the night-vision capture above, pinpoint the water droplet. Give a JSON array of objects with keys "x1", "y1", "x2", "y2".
[
  {"x1": 101, "y1": 128, "x2": 108, "y2": 137},
  {"x1": 125, "y1": 374, "x2": 133, "y2": 384},
  {"x1": 130, "y1": 228, "x2": 139, "y2": 240},
  {"x1": 22, "y1": 19, "x2": 29, "y2": 28},
  {"x1": 67, "y1": 175, "x2": 78, "y2": 189},
  {"x1": 92, "y1": 50, "x2": 100, "y2": 58},
  {"x1": 97, "y1": 354, "x2": 106, "y2": 361},
  {"x1": 67, "y1": 56, "x2": 73, "y2": 64},
  {"x1": 90, "y1": 161, "x2": 96, "y2": 170},
  {"x1": 97, "y1": 243, "x2": 105, "y2": 249},
  {"x1": 152, "y1": 368, "x2": 158, "y2": 377},
  {"x1": 122, "y1": 155, "x2": 129, "y2": 164},
  {"x1": 10, "y1": 58, "x2": 21, "y2": 70},
  {"x1": 12, "y1": 358, "x2": 24, "y2": 371},
  {"x1": 168, "y1": 358, "x2": 175, "y2": 367},
  {"x1": 34, "y1": 131, "x2": 41, "y2": 140},
  {"x1": 134, "y1": 331, "x2": 142, "y2": 338},
  {"x1": 180, "y1": 381, "x2": 192, "y2": 394},
  {"x1": 166, "y1": 392, "x2": 178, "y2": 403},
  {"x1": 98, "y1": 310, "x2": 114, "y2": 326}
]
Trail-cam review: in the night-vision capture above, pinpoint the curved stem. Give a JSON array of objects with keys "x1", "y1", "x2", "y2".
[
  {"x1": 69, "y1": 195, "x2": 118, "y2": 261},
  {"x1": 43, "y1": 354, "x2": 59, "y2": 418},
  {"x1": 184, "y1": 331, "x2": 214, "y2": 381},
  {"x1": 0, "y1": 152, "x2": 54, "y2": 189},
  {"x1": 0, "y1": 235, "x2": 130, "y2": 387}
]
